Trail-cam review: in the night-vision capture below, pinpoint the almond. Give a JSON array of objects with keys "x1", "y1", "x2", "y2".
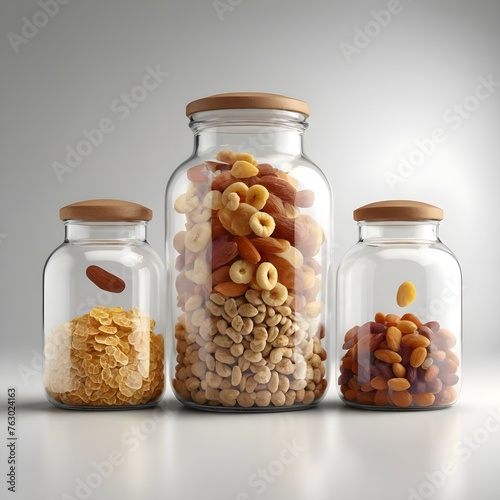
[
  {"x1": 258, "y1": 176, "x2": 297, "y2": 205},
  {"x1": 256, "y1": 163, "x2": 278, "y2": 176},
  {"x1": 210, "y1": 236, "x2": 238, "y2": 270},
  {"x1": 295, "y1": 190, "x2": 315, "y2": 208},
  {"x1": 262, "y1": 193, "x2": 286, "y2": 216},
  {"x1": 251, "y1": 237, "x2": 289, "y2": 254},
  {"x1": 304, "y1": 257, "x2": 321, "y2": 275},
  {"x1": 211, "y1": 265, "x2": 231, "y2": 286},
  {"x1": 211, "y1": 171, "x2": 236, "y2": 191},
  {"x1": 187, "y1": 164, "x2": 211, "y2": 183},
  {"x1": 86, "y1": 265, "x2": 125, "y2": 293},
  {"x1": 214, "y1": 282, "x2": 249, "y2": 298},
  {"x1": 211, "y1": 213, "x2": 228, "y2": 239},
  {"x1": 264, "y1": 254, "x2": 300, "y2": 290},
  {"x1": 271, "y1": 214, "x2": 308, "y2": 245},
  {"x1": 204, "y1": 159, "x2": 231, "y2": 171},
  {"x1": 233, "y1": 236, "x2": 261, "y2": 265},
  {"x1": 387, "y1": 378, "x2": 411, "y2": 392},
  {"x1": 175, "y1": 254, "x2": 185, "y2": 271}
]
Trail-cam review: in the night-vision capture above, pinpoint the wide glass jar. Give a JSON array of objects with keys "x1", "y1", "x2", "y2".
[
  {"x1": 336, "y1": 200, "x2": 462, "y2": 409},
  {"x1": 43, "y1": 199, "x2": 165, "y2": 409},
  {"x1": 166, "y1": 92, "x2": 332, "y2": 411}
]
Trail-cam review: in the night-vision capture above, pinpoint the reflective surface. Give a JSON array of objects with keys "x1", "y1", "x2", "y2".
[{"x1": 2, "y1": 354, "x2": 499, "y2": 500}]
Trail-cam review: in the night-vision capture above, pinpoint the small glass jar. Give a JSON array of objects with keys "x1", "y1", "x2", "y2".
[
  {"x1": 166, "y1": 92, "x2": 332, "y2": 411},
  {"x1": 43, "y1": 199, "x2": 165, "y2": 409},
  {"x1": 336, "y1": 200, "x2": 462, "y2": 410}
]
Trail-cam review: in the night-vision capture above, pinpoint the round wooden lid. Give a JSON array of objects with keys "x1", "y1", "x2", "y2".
[
  {"x1": 60, "y1": 199, "x2": 152, "y2": 221},
  {"x1": 186, "y1": 92, "x2": 310, "y2": 117},
  {"x1": 353, "y1": 200, "x2": 443, "y2": 222}
]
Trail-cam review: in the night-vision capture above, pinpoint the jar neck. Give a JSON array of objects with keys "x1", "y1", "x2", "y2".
[
  {"x1": 65, "y1": 221, "x2": 147, "y2": 243},
  {"x1": 189, "y1": 109, "x2": 307, "y2": 157},
  {"x1": 358, "y1": 221, "x2": 440, "y2": 243}
]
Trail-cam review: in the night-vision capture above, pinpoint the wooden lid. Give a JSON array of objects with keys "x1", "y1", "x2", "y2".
[
  {"x1": 60, "y1": 199, "x2": 152, "y2": 222},
  {"x1": 186, "y1": 92, "x2": 310, "y2": 117},
  {"x1": 353, "y1": 200, "x2": 443, "y2": 222}
]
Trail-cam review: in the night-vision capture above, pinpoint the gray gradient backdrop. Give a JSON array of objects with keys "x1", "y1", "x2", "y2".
[{"x1": 1, "y1": 1, "x2": 500, "y2": 500}]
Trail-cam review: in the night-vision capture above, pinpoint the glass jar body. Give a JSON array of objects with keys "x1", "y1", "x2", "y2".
[
  {"x1": 336, "y1": 222, "x2": 462, "y2": 410},
  {"x1": 43, "y1": 222, "x2": 165, "y2": 409},
  {"x1": 166, "y1": 109, "x2": 332, "y2": 411}
]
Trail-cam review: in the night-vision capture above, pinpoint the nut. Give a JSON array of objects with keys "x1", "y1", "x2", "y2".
[
  {"x1": 214, "y1": 282, "x2": 249, "y2": 298},
  {"x1": 233, "y1": 236, "x2": 261, "y2": 265},
  {"x1": 396, "y1": 281, "x2": 417, "y2": 307},
  {"x1": 387, "y1": 378, "x2": 411, "y2": 392},
  {"x1": 231, "y1": 160, "x2": 259, "y2": 179},
  {"x1": 258, "y1": 176, "x2": 297, "y2": 205},
  {"x1": 251, "y1": 237, "x2": 290, "y2": 254},
  {"x1": 86, "y1": 266, "x2": 126, "y2": 294}
]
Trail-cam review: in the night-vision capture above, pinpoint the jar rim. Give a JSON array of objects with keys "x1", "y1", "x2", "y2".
[
  {"x1": 186, "y1": 92, "x2": 310, "y2": 117},
  {"x1": 353, "y1": 200, "x2": 443, "y2": 222},
  {"x1": 60, "y1": 199, "x2": 152, "y2": 222}
]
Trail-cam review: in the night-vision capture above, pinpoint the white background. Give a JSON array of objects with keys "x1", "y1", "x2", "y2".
[{"x1": 1, "y1": 1, "x2": 500, "y2": 499}]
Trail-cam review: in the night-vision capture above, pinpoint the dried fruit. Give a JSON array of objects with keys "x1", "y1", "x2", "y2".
[
  {"x1": 222, "y1": 182, "x2": 249, "y2": 205},
  {"x1": 229, "y1": 260, "x2": 255, "y2": 284},
  {"x1": 246, "y1": 184, "x2": 270, "y2": 210},
  {"x1": 249, "y1": 212, "x2": 276, "y2": 237},
  {"x1": 218, "y1": 204, "x2": 257, "y2": 236},
  {"x1": 226, "y1": 192, "x2": 240, "y2": 211},
  {"x1": 203, "y1": 190, "x2": 223, "y2": 210},
  {"x1": 184, "y1": 222, "x2": 211, "y2": 252},
  {"x1": 174, "y1": 193, "x2": 199, "y2": 214},
  {"x1": 256, "y1": 262, "x2": 278, "y2": 290},
  {"x1": 86, "y1": 266, "x2": 126, "y2": 293},
  {"x1": 185, "y1": 257, "x2": 210, "y2": 284},
  {"x1": 262, "y1": 283, "x2": 288, "y2": 307}
]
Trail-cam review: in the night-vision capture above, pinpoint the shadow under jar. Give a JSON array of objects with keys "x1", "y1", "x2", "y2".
[
  {"x1": 336, "y1": 200, "x2": 462, "y2": 410},
  {"x1": 166, "y1": 92, "x2": 333, "y2": 411}
]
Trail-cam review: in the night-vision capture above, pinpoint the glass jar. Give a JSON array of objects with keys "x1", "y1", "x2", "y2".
[
  {"x1": 166, "y1": 92, "x2": 332, "y2": 411},
  {"x1": 43, "y1": 199, "x2": 165, "y2": 409},
  {"x1": 336, "y1": 200, "x2": 462, "y2": 409}
]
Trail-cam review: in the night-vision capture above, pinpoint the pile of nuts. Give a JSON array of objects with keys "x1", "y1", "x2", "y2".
[
  {"x1": 44, "y1": 306, "x2": 164, "y2": 407},
  {"x1": 338, "y1": 309, "x2": 459, "y2": 408},
  {"x1": 172, "y1": 149, "x2": 328, "y2": 408}
]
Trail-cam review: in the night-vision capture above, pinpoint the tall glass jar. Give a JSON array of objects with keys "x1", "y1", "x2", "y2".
[
  {"x1": 43, "y1": 199, "x2": 165, "y2": 409},
  {"x1": 166, "y1": 92, "x2": 332, "y2": 411},
  {"x1": 337, "y1": 200, "x2": 462, "y2": 410}
]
